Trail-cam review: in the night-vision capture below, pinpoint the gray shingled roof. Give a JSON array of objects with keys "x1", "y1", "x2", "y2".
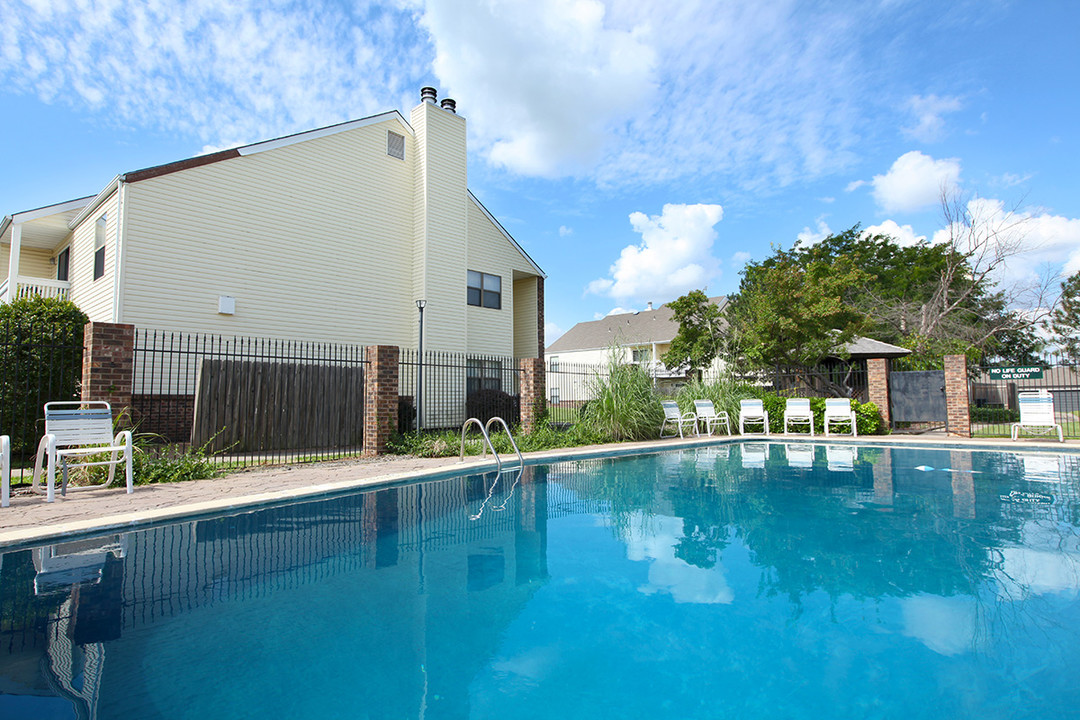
[
  {"x1": 547, "y1": 297, "x2": 910, "y2": 358},
  {"x1": 546, "y1": 298, "x2": 728, "y2": 353}
]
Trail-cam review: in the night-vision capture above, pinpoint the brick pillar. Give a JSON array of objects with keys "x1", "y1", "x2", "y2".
[
  {"x1": 944, "y1": 354, "x2": 971, "y2": 438},
  {"x1": 867, "y1": 357, "x2": 891, "y2": 427},
  {"x1": 81, "y1": 322, "x2": 135, "y2": 424},
  {"x1": 363, "y1": 345, "x2": 400, "y2": 455},
  {"x1": 519, "y1": 357, "x2": 546, "y2": 434},
  {"x1": 536, "y1": 277, "x2": 545, "y2": 358}
]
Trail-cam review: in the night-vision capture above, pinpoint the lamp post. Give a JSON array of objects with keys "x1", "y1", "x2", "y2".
[{"x1": 416, "y1": 299, "x2": 426, "y2": 432}]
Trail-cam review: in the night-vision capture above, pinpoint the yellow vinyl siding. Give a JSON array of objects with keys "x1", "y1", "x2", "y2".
[
  {"x1": 119, "y1": 120, "x2": 416, "y2": 345},
  {"x1": 68, "y1": 191, "x2": 119, "y2": 321},
  {"x1": 19, "y1": 248, "x2": 55, "y2": 279},
  {"x1": 512, "y1": 275, "x2": 539, "y2": 358},
  {"x1": 411, "y1": 102, "x2": 468, "y2": 354},
  {"x1": 466, "y1": 199, "x2": 539, "y2": 357}
]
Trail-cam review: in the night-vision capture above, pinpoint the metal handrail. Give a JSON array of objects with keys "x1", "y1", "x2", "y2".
[
  {"x1": 460, "y1": 417, "x2": 502, "y2": 472},
  {"x1": 459, "y1": 416, "x2": 524, "y2": 473},
  {"x1": 484, "y1": 416, "x2": 524, "y2": 468}
]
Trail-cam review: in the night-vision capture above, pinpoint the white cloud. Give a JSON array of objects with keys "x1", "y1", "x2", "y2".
[
  {"x1": 545, "y1": 320, "x2": 565, "y2": 343},
  {"x1": 901, "y1": 93, "x2": 963, "y2": 143},
  {"x1": 730, "y1": 251, "x2": 752, "y2": 269},
  {"x1": 992, "y1": 172, "x2": 1033, "y2": 189},
  {"x1": 0, "y1": 0, "x2": 426, "y2": 149},
  {"x1": 862, "y1": 220, "x2": 926, "y2": 247},
  {"x1": 421, "y1": 0, "x2": 657, "y2": 177},
  {"x1": 795, "y1": 216, "x2": 832, "y2": 246},
  {"x1": 901, "y1": 595, "x2": 979, "y2": 656},
  {"x1": 625, "y1": 513, "x2": 734, "y2": 605},
  {"x1": 845, "y1": 179, "x2": 868, "y2": 192},
  {"x1": 558, "y1": 225, "x2": 573, "y2": 237},
  {"x1": 588, "y1": 203, "x2": 723, "y2": 302},
  {"x1": 871, "y1": 151, "x2": 961, "y2": 213}
]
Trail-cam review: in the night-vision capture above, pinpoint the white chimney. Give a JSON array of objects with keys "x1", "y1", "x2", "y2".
[{"x1": 647, "y1": 301, "x2": 653, "y2": 311}]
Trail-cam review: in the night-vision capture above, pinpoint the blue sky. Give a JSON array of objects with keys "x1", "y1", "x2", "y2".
[{"x1": 2, "y1": 0, "x2": 1079, "y2": 344}]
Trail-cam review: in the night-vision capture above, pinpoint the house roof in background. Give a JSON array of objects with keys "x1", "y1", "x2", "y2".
[
  {"x1": 547, "y1": 298, "x2": 727, "y2": 353},
  {"x1": 547, "y1": 297, "x2": 911, "y2": 359}
]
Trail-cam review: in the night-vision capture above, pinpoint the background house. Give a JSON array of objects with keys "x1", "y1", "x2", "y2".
[{"x1": 547, "y1": 300, "x2": 910, "y2": 403}]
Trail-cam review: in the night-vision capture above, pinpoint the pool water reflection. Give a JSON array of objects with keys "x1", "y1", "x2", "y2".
[{"x1": 2, "y1": 443, "x2": 1080, "y2": 719}]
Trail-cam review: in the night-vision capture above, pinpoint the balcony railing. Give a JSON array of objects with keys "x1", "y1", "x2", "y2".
[{"x1": 0, "y1": 276, "x2": 71, "y2": 303}]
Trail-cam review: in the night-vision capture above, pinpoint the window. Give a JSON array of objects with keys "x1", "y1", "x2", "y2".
[
  {"x1": 387, "y1": 130, "x2": 405, "y2": 160},
  {"x1": 550, "y1": 387, "x2": 560, "y2": 404},
  {"x1": 467, "y1": 270, "x2": 501, "y2": 309},
  {"x1": 632, "y1": 347, "x2": 650, "y2": 363},
  {"x1": 56, "y1": 247, "x2": 70, "y2": 282},
  {"x1": 467, "y1": 358, "x2": 503, "y2": 394},
  {"x1": 94, "y1": 215, "x2": 107, "y2": 280},
  {"x1": 549, "y1": 356, "x2": 559, "y2": 372}
]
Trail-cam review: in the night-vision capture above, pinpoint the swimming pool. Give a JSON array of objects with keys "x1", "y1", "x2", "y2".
[{"x1": 2, "y1": 441, "x2": 1079, "y2": 719}]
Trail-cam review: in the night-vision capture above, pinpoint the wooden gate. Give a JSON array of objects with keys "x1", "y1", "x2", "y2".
[{"x1": 191, "y1": 359, "x2": 364, "y2": 453}]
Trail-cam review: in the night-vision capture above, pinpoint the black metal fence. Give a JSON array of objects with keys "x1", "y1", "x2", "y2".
[
  {"x1": 133, "y1": 329, "x2": 367, "y2": 467},
  {"x1": 0, "y1": 320, "x2": 84, "y2": 480},
  {"x1": 971, "y1": 355, "x2": 1080, "y2": 438},
  {"x1": 729, "y1": 360, "x2": 870, "y2": 401},
  {"x1": 398, "y1": 349, "x2": 522, "y2": 431},
  {"x1": 545, "y1": 359, "x2": 609, "y2": 427}
]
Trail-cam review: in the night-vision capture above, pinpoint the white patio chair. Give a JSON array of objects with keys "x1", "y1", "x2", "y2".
[
  {"x1": 826, "y1": 444, "x2": 856, "y2": 472},
  {"x1": 824, "y1": 398, "x2": 857, "y2": 437},
  {"x1": 742, "y1": 442, "x2": 769, "y2": 468},
  {"x1": 738, "y1": 399, "x2": 770, "y2": 435},
  {"x1": 0, "y1": 435, "x2": 9, "y2": 508},
  {"x1": 783, "y1": 398, "x2": 815, "y2": 436},
  {"x1": 660, "y1": 400, "x2": 697, "y2": 438},
  {"x1": 785, "y1": 443, "x2": 814, "y2": 468},
  {"x1": 32, "y1": 402, "x2": 134, "y2": 503},
  {"x1": 1011, "y1": 390, "x2": 1064, "y2": 442},
  {"x1": 693, "y1": 399, "x2": 732, "y2": 436}
]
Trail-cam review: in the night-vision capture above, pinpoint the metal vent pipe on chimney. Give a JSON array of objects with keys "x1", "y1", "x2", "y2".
[
  {"x1": 440, "y1": 98, "x2": 457, "y2": 113},
  {"x1": 420, "y1": 87, "x2": 437, "y2": 103}
]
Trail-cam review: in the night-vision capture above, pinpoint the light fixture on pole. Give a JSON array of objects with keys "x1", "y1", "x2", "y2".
[{"x1": 416, "y1": 299, "x2": 426, "y2": 432}]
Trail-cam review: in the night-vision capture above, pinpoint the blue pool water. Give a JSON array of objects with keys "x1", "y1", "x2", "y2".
[{"x1": 3, "y1": 442, "x2": 1080, "y2": 719}]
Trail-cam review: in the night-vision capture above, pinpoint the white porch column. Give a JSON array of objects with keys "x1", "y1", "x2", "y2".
[{"x1": 7, "y1": 222, "x2": 21, "y2": 300}]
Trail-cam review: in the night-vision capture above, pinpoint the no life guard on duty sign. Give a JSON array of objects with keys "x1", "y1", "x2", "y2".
[{"x1": 988, "y1": 366, "x2": 1045, "y2": 380}]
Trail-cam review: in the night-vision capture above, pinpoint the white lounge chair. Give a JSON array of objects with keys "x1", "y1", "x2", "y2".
[
  {"x1": 742, "y1": 442, "x2": 768, "y2": 468},
  {"x1": 783, "y1": 398, "x2": 815, "y2": 436},
  {"x1": 32, "y1": 402, "x2": 134, "y2": 503},
  {"x1": 0, "y1": 435, "x2": 9, "y2": 508},
  {"x1": 826, "y1": 444, "x2": 856, "y2": 471},
  {"x1": 693, "y1": 399, "x2": 732, "y2": 436},
  {"x1": 785, "y1": 443, "x2": 814, "y2": 468},
  {"x1": 824, "y1": 398, "x2": 857, "y2": 437},
  {"x1": 660, "y1": 400, "x2": 697, "y2": 438},
  {"x1": 738, "y1": 399, "x2": 770, "y2": 435},
  {"x1": 1011, "y1": 390, "x2": 1064, "y2": 442}
]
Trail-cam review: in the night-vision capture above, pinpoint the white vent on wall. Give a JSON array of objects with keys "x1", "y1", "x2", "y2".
[
  {"x1": 218, "y1": 296, "x2": 236, "y2": 315},
  {"x1": 387, "y1": 131, "x2": 405, "y2": 160}
]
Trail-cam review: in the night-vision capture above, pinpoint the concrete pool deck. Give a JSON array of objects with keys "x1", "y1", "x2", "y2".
[{"x1": 2, "y1": 433, "x2": 1077, "y2": 548}]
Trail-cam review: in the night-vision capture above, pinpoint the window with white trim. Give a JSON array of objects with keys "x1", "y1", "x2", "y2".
[
  {"x1": 93, "y1": 215, "x2": 106, "y2": 280},
  {"x1": 56, "y1": 247, "x2": 70, "y2": 282},
  {"x1": 387, "y1": 131, "x2": 405, "y2": 160},
  {"x1": 467, "y1": 270, "x2": 501, "y2": 309}
]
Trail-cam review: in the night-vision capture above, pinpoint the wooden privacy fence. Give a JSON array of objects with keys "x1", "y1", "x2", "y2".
[{"x1": 192, "y1": 359, "x2": 365, "y2": 453}]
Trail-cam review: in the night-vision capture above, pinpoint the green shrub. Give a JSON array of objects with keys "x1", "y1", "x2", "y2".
[
  {"x1": 970, "y1": 405, "x2": 1019, "y2": 423},
  {"x1": 70, "y1": 436, "x2": 219, "y2": 488},
  {"x1": 0, "y1": 297, "x2": 87, "y2": 454}
]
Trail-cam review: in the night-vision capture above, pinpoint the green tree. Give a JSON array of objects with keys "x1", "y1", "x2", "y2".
[
  {"x1": 661, "y1": 290, "x2": 725, "y2": 378},
  {"x1": 725, "y1": 249, "x2": 869, "y2": 371},
  {"x1": 1051, "y1": 271, "x2": 1080, "y2": 359}
]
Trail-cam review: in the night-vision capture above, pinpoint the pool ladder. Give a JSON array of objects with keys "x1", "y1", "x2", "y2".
[{"x1": 459, "y1": 416, "x2": 524, "y2": 473}]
